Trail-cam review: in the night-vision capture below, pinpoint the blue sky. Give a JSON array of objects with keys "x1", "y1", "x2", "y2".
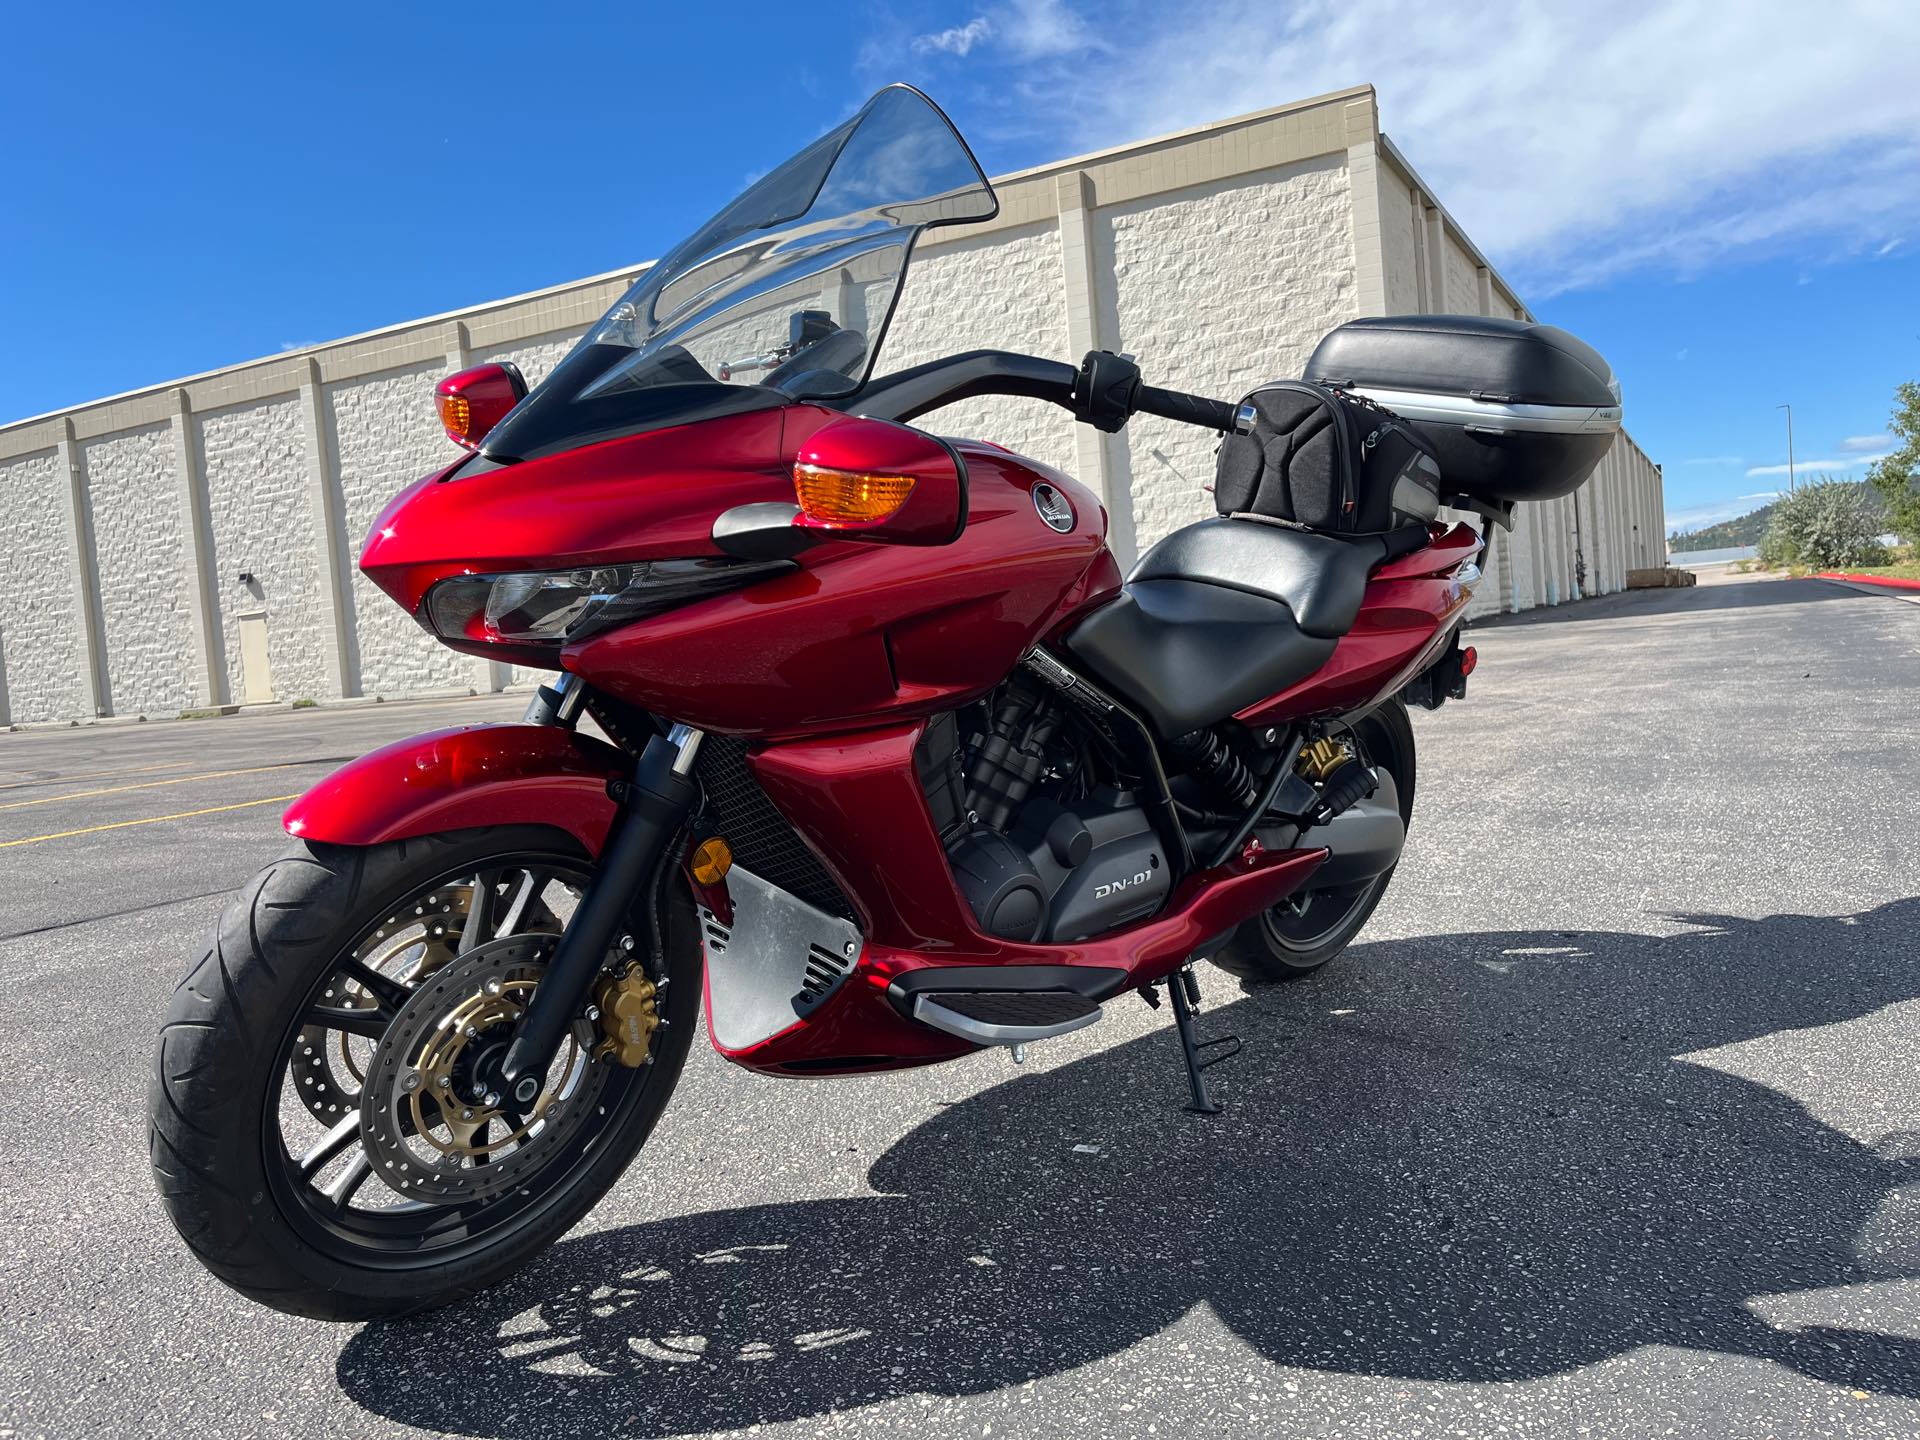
[{"x1": 2, "y1": 1, "x2": 1915, "y2": 534}]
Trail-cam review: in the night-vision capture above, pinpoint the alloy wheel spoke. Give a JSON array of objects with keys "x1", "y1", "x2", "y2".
[
  {"x1": 319, "y1": 1148, "x2": 372, "y2": 1211},
  {"x1": 302, "y1": 1004, "x2": 391, "y2": 1041},
  {"x1": 338, "y1": 957, "x2": 411, "y2": 1013},
  {"x1": 297, "y1": 1114, "x2": 362, "y2": 1179},
  {"x1": 495, "y1": 872, "x2": 543, "y2": 939},
  {"x1": 459, "y1": 870, "x2": 500, "y2": 954}
]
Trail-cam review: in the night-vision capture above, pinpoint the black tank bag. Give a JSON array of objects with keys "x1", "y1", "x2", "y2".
[{"x1": 1213, "y1": 381, "x2": 1442, "y2": 534}]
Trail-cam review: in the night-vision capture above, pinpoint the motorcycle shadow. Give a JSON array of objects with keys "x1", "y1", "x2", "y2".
[{"x1": 339, "y1": 900, "x2": 1920, "y2": 1437}]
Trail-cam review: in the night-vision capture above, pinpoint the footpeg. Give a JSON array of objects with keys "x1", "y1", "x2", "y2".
[
  {"x1": 912, "y1": 990, "x2": 1102, "y2": 1047},
  {"x1": 1166, "y1": 965, "x2": 1239, "y2": 1115}
]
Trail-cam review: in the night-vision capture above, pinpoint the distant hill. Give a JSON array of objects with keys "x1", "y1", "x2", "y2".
[
  {"x1": 1667, "y1": 480, "x2": 1881, "y2": 553},
  {"x1": 1667, "y1": 503, "x2": 1778, "y2": 552}
]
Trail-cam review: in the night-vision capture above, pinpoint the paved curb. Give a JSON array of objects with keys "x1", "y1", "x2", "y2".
[{"x1": 1816, "y1": 571, "x2": 1920, "y2": 592}]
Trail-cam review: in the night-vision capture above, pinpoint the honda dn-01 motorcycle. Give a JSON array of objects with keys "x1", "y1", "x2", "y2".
[{"x1": 149, "y1": 87, "x2": 1622, "y2": 1318}]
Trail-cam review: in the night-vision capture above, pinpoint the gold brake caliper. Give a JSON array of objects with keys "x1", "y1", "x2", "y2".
[
  {"x1": 1297, "y1": 736, "x2": 1354, "y2": 781},
  {"x1": 592, "y1": 965, "x2": 660, "y2": 1067}
]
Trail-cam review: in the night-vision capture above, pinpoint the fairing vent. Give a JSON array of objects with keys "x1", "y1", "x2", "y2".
[
  {"x1": 694, "y1": 734, "x2": 856, "y2": 921},
  {"x1": 694, "y1": 915, "x2": 854, "y2": 1026},
  {"x1": 797, "y1": 943, "x2": 857, "y2": 1011}
]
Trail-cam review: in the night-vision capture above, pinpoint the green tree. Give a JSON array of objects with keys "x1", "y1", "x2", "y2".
[
  {"x1": 1867, "y1": 380, "x2": 1920, "y2": 546},
  {"x1": 1763, "y1": 477, "x2": 1889, "y2": 570}
]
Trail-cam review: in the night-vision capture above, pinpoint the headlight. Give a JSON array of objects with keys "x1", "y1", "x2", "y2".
[{"x1": 423, "y1": 557, "x2": 788, "y2": 647}]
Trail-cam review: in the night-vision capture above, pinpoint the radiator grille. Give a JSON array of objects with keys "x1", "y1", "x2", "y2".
[{"x1": 695, "y1": 735, "x2": 856, "y2": 921}]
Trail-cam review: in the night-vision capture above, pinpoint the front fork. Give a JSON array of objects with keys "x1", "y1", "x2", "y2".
[{"x1": 497, "y1": 674, "x2": 704, "y2": 1102}]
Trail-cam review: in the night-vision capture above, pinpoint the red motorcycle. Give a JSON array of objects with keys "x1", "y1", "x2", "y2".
[{"x1": 149, "y1": 87, "x2": 1621, "y2": 1319}]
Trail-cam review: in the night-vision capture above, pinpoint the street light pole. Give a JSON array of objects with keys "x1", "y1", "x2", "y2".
[{"x1": 1776, "y1": 403, "x2": 1795, "y2": 492}]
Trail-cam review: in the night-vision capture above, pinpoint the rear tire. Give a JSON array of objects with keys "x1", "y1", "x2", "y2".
[
  {"x1": 1209, "y1": 700, "x2": 1417, "y2": 985},
  {"x1": 148, "y1": 826, "x2": 700, "y2": 1321}
]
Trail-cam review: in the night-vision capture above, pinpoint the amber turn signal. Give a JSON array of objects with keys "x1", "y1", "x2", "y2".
[
  {"x1": 689, "y1": 836, "x2": 733, "y2": 887},
  {"x1": 793, "y1": 462, "x2": 917, "y2": 526},
  {"x1": 436, "y1": 392, "x2": 475, "y2": 446}
]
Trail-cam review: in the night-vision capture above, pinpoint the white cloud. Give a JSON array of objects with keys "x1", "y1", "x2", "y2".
[
  {"x1": 1840, "y1": 433, "x2": 1892, "y2": 453},
  {"x1": 913, "y1": 16, "x2": 993, "y2": 57},
  {"x1": 1745, "y1": 453, "x2": 1890, "y2": 477},
  {"x1": 995, "y1": 0, "x2": 1097, "y2": 59},
  {"x1": 932, "y1": 0, "x2": 1920, "y2": 293},
  {"x1": 1682, "y1": 455, "x2": 1743, "y2": 467}
]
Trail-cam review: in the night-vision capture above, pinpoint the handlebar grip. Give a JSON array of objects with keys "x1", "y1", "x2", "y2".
[{"x1": 1133, "y1": 384, "x2": 1239, "y2": 433}]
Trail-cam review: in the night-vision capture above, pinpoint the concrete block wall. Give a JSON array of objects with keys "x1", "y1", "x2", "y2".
[
  {"x1": 0, "y1": 84, "x2": 1662, "y2": 725},
  {"x1": 1101, "y1": 153, "x2": 1358, "y2": 549},
  {"x1": 1368, "y1": 136, "x2": 1666, "y2": 619}
]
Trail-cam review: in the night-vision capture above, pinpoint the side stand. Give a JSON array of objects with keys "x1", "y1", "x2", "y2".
[{"x1": 1165, "y1": 965, "x2": 1240, "y2": 1115}]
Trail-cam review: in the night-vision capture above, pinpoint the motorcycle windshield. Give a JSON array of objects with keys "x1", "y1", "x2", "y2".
[{"x1": 482, "y1": 85, "x2": 997, "y2": 463}]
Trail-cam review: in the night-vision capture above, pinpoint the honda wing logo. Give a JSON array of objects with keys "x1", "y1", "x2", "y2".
[{"x1": 1032, "y1": 483, "x2": 1074, "y2": 532}]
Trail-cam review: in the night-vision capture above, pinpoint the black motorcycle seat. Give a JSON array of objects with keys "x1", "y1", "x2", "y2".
[
  {"x1": 1064, "y1": 578, "x2": 1336, "y2": 737},
  {"x1": 1062, "y1": 517, "x2": 1427, "y2": 736},
  {"x1": 1128, "y1": 516, "x2": 1411, "y2": 639}
]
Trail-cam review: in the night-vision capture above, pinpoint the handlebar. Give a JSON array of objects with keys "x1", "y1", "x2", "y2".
[
  {"x1": 846, "y1": 349, "x2": 1244, "y2": 437},
  {"x1": 1132, "y1": 383, "x2": 1240, "y2": 434}
]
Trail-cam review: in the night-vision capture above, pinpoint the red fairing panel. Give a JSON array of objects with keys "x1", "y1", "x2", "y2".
[
  {"x1": 358, "y1": 409, "x2": 795, "y2": 617},
  {"x1": 1234, "y1": 523, "x2": 1485, "y2": 727},
  {"x1": 283, "y1": 725, "x2": 626, "y2": 854},
  {"x1": 710, "y1": 722, "x2": 1327, "y2": 1075},
  {"x1": 567, "y1": 437, "x2": 1116, "y2": 736}
]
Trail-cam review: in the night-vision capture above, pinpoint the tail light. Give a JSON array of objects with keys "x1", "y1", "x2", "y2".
[
  {"x1": 422, "y1": 558, "x2": 790, "y2": 648},
  {"x1": 435, "y1": 363, "x2": 527, "y2": 450}
]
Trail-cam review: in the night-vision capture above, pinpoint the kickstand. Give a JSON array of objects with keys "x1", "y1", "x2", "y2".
[{"x1": 1166, "y1": 965, "x2": 1240, "y2": 1115}]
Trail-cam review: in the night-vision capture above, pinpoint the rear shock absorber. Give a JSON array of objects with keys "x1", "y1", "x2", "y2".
[{"x1": 1168, "y1": 728, "x2": 1258, "y2": 812}]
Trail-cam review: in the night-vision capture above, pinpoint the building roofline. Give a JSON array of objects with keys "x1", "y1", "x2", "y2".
[{"x1": 1375, "y1": 131, "x2": 1534, "y2": 322}]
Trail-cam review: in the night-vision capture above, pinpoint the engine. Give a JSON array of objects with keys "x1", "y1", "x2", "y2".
[{"x1": 920, "y1": 680, "x2": 1172, "y2": 943}]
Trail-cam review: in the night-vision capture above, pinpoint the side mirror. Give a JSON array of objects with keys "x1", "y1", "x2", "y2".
[
  {"x1": 435, "y1": 362, "x2": 527, "y2": 451},
  {"x1": 791, "y1": 416, "x2": 967, "y2": 545}
]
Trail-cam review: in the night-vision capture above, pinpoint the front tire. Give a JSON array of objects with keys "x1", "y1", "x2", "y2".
[
  {"x1": 148, "y1": 827, "x2": 699, "y2": 1320},
  {"x1": 1210, "y1": 700, "x2": 1417, "y2": 985}
]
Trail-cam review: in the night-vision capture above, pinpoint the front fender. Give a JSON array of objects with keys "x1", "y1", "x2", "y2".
[{"x1": 284, "y1": 724, "x2": 627, "y2": 855}]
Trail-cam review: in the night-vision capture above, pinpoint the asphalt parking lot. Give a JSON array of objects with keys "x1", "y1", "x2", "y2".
[{"x1": 2, "y1": 574, "x2": 1917, "y2": 1439}]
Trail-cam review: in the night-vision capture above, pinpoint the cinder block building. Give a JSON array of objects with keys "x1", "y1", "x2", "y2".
[{"x1": 0, "y1": 84, "x2": 1663, "y2": 725}]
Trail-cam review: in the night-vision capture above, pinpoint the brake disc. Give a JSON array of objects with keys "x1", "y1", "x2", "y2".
[
  {"x1": 289, "y1": 880, "x2": 565, "y2": 1127},
  {"x1": 288, "y1": 884, "x2": 471, "y2": 1126},
  {"x1": 359, "y1": 935, "x2": 610, "y2": 1205}
]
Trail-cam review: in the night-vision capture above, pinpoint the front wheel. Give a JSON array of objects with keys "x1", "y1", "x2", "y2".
[
  {"x1": 147, "y1": 826, "x2": 699, "y2": 1320},
  {"x1": 1210, "y1": 700, "x2": 1417, "y2": 985}
]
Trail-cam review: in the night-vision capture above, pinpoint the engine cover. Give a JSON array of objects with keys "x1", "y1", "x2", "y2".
[{"x1": 1026, "y1": 792, "x2": 1169, "y2": 941}]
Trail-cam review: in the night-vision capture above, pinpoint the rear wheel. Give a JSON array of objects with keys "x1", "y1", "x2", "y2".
[
  {"x1": 1210, "y1": 700, "x2": 1417, "y2": 985},
  {"x1": 148, "y1": 826, "x2": 699, "y2": 1320}
]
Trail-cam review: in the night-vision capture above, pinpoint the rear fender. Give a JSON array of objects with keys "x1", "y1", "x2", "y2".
[{"x1": 283, "y1": 724, "x2": 627, "y2": 855}]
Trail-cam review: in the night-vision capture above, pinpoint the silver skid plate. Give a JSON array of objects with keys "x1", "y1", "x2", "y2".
[{"x1": 699, "y1": 867, "x2": 863, "y2": 1052}]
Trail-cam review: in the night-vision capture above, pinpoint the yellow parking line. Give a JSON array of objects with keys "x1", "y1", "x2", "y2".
[
  {"x1": 0, "y1": 761, "x2": 322, "y2": 812},
  {"x1": 0, "y1": 794, "x2": 300, "y2": 848},
  {"x1": 0, "y1": 760, "x2": 195, "y2": 794}
]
